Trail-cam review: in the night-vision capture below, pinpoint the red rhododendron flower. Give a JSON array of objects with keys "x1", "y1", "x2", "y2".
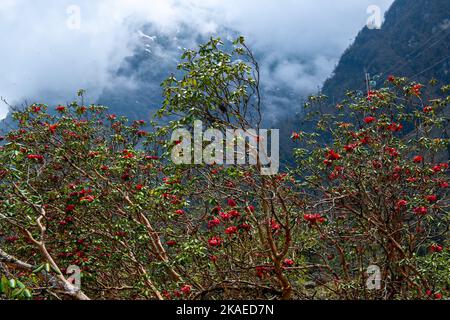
[
  {"x1": 359, "y1": 136, "x2": 370, "y2": 145},
  {"x1": 440, "y1": 181, "x2": 449, "y2": 188},
  {"x1": 6, "y1": 236, "x2": 19, "y2": 243},
  {"x1": 283, "y1": 259, "x2": 295, "y2": 267},
  {"x1": 227, "y1": 199, "x2": 237, "y2": 207},
  {"x1": 423, "y1": 106, "x2": 433, "y2": 113},
  {"x1": 219, "y1": 212, "x2": 231, "y2": 221},
  {"x1": 387, "y1": 123, "x2": 403, "y2": 132},
  {"x1": 175, "y1": 209, "x2": 185, "y2": 216},
  {"x1": 435, "y1": 293, "x2": 442, "y2": 300},
  {"x1": 208, "y1": 218, "x2": 221, "y2": 229},
  {"x1": 372, "y1": 160, "x2": 382, "y2": 169},
  {"x1": 430, "y1": 244, "x2": 443, "y2": 253},
  {"x1": 325, "y1": 150, "x2": 341, "y2": 161},
  {"x1": 181, "y1": 285, "x2": 191, "y2": 295},
  {"x1": 291, "y1": 132, "x2": 301, "y2": 141},
  {"x1": 270, "y1": 219, "x2": 281, "y2": 231},
  {"x1": 27, "y1": 154, "x2": 44, "y2": 161},
  {"x1": 135, "y1": 184, "x2": 144, "y2": 191},
  {"x1": 56, "y1": 105, "x2": 66, "y2": 112},
  {"x1": 387, "y1": 75, "x2": 395, "y2": 82},
  {"x1": 255, "y1": 266, "x2": 266, "y2": 279},
  {"x1": 208, "y1": 236, "x2": 222, "y2": 247},
  {"x1": 166, "y1": 240, "x2": 177, "y2": 247},
  {"x1": 146, "y1": 155, "x2": 159, "y2": 160},
  {"x1": 432, "y1": 165, "x2": 442, "y2": 173},
  {"x1": 425, "y1": 195, "x2": 438, "y2": 203},
  {"x1": 228, "y1": 210, "x2": 241, "y2": 218},
  {"x1": 412, "y1": 84, "x2": 422, "y2": 96},
  {"x1": 31, "y1": 105, "x2": 42, "y2": 113},
  {"x1": 413, "y1": 156, "x2": 424, "y2": 163},
  {"x1": 396, "y1": 200, "x2": 408, "y2": 210},
  {"x1": 66, "y1": 204, "x2": 76, "y2": 212},
  {"x1": 304, "y1": 214, "x2": 326, "y2": 224},
  {"x1": 385, "y1": 147, "x2": 399, "y2": 158},
  {"x1": 48, "y1": 124, "x2": 59, "y2": 134},
  {"x1": 225, "y1": 226, "x2": 238, "y2": 235},
  {"x1": 246, "y1": 205, "x2": 255, "y2": 213},
  {"x1": 364, "y1": 116, "x2": 376, "y2": 124},
  {"x1": 413, "y1": 207, "x2": 428, "y2": 216},
  {"x1": 122, "y1": 151, "x2": 135, "y2": 159},
  {"x1": 344, "y1": 144, "x2": 357, "y2": 153}
]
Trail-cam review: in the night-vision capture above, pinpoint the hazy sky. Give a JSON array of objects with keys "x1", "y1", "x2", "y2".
[{"x1": 0, "y1": 0, "x2": 394, "y2": 119}]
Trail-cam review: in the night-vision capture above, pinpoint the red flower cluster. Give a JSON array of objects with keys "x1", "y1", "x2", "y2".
[
  {"x1": 122, "y1": 150, "x2": 135, "y2": 159},
  {"x1": 411, "y1": 84, "x2": 422, "y2": 96},
  {"x1": 166, "y1": 240, "x2": 177, "y2": 247},
  {"x1": 344, "y1": 144, "x2": 357, "y2": 153},
  {"x1": 413, "y1": 207, "x2": 428, "y2": 216},
  {"x1": 432, "y1": 163, "x2": 448, "y2": 173},
  {"x1": 31, "y1": 105, "x2": 42, "y2": 113},
  {"x1": 423, "y1": 106, "x2": 433, "y2": 113},
  {"x1": 364, "y1": 116, "x2": 376, "y2": 124},
  {"x1": 66, "y1": 204, "x2": 76, "y2": 212},
  {"x1": 413, "y1": 156, "x2": 424, "y2": 163},
  {"x1": 283, "y1": 259, "x2": 295, "y2": 267},
  {"x1": 304, "y1": 214, "x2": 326, "y2": 224},
  {"x1": 27, "y1": 154, "x2": 44, "y2": 161},
  {"x1": 430, "y1": 244, "x2": 443, "y2": 253},
  {"x1": 175, "y1": 209, "x2": 185, "y2": 216},
  {"x1": 225, "y1": 226, "x2": 238, "y2": 235},
  {"x1": 208, "y1": 218, "x2": 221, "y2": 229},
  {"x1": 425, "y1": 195, "x2": 438, "y2": 203},
  {"x1": 227, "y1": 199, "x2": 237, "y2": 207},
  {"x1": 270, "y1": 219, "x2": 281, "y2": 231},
  {"x1": 385, "y1": 147, "x2": 399, "y2": 158},
  {"x1": 208, "y1": 236, "x2": 222, "y2": 247},
  {"x1": 180, "y1": 285, "x2": 191, "y2": 295},
  {"x1": 396, "y1": 200, "x2": 408, "y2": 210},
  {"x1": 325, "y1": 150, "x2": 341, "y2": 162},
  {"x1": 387, "y1": 123, "x2": 403, "y2": 132}
]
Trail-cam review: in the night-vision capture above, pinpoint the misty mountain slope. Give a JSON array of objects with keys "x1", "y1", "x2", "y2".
[
  {"x1": 322, "y1": 0, "x2": 450, "y2": 103},
  {"x1": 96, "y1": 24, "x2": 300, "y2": 124}
]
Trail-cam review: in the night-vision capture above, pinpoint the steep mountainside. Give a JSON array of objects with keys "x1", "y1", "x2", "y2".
[
  {"x1": 276, "y1": 0, "x2": 450, "y2": 165},
  {"x1": 322, "y1": 0, "x2": 450, "y2": 103}
]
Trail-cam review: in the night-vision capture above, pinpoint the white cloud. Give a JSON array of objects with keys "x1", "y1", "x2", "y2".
[{"x1": 0, "y1": 0, "x2": 394, "y2": 119}]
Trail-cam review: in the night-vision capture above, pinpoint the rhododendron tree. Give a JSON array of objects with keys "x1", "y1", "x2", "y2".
[
  {"x1": 0, "y1": 37, "x2": 448, "y2": 301},
  {"x1": 292, "y1": 77, "x2": 449, "y2": 299}
]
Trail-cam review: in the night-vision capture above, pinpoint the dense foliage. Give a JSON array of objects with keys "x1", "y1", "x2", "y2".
[{"x1": 0, "y1": 38, "x2": 448, "y2": 300}]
